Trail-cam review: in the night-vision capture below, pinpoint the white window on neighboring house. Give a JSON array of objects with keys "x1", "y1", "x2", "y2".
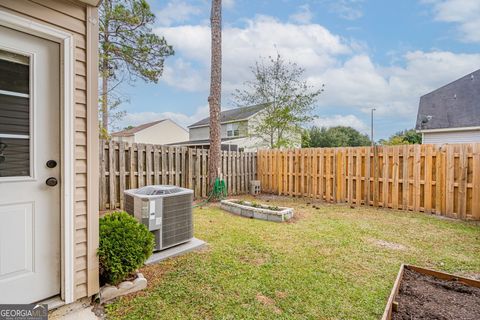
[{"x1": 227, "y1": 123, "x2": 240, "y2": 137}]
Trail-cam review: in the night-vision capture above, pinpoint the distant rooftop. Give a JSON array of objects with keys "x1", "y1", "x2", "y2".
[
  {"x1": 188, "y1": 103, "x2": 268, "y2": 128},
  {"x1": 111, "y1": 119, "x2": 166, "y2": 137},
  {"x1": 416, "y1": 69, "x2": 480, "y2": 131}
]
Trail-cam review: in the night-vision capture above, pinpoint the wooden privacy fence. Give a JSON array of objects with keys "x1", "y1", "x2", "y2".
[
  {"x1": 100, "y1": 140, "x2": 257, "y2": 210},
  {"x1": 258, "y1": 144, "x2": 480, "y2": 220}
]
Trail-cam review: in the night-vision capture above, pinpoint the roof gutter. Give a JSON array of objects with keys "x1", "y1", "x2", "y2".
[
  {"x1": 417, "y1": 126, "x2": 480, "y2": 133},
  {"x1": 75, "y1": 0, "x2": 102, "y2": 6}
]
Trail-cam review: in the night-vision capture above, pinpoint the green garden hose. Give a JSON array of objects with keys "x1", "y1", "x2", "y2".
[{"x1": 193, "y1": 177, "x2": 227, "y2": 208}]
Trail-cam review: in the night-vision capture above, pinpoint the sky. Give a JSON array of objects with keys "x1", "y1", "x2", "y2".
[{"x1": 116, "y1": 0, "x2": 480, "y2": 140}]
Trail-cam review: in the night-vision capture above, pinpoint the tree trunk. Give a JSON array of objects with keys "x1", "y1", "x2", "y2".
[{"x1": 208, "y1": 0, "x2": 222, "y2": 190}]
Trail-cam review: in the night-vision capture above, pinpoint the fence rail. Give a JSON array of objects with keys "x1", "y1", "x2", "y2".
[
  {"x1": 100, "y1": 140, "x2": 257, "y2": 210},
  {"x1": 258, "y1": 144, "x2": 480, "y2": 220}
]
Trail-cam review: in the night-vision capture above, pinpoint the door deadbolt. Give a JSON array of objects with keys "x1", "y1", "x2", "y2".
[
  {"x1": 46, "y1": 160, "x2": 57, "y2": 168},
  {"x1": 46, "y1": 177, "x2": 58, "y2": 187}
]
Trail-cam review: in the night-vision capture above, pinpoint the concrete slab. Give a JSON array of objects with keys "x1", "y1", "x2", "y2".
[
  {"x1": 49, "y1": 298, "x2": 100, "y2": 320},
  {"x1": 145, "y1": 237, "x2": 207, "y2": 265}
]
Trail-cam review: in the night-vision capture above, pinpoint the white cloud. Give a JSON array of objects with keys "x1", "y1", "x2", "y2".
[
  {"x1": 156, "y1": 15, "x2": 352, "y2": 92},
  {"x1": 426, "y1": 0, "x2": 480, "y2": 42},
  {"x1": 161, "y1": 58, "x2": 208, "y2": 92},
  {"x1": 309, "y1": 51, "x2": 480, "y2": 119},
  {"x1": 156, "y1": 1, "x2": 202, "y2": 27},
  {"x1": 329, "y1": 0, "x2": 364, "y2": 20},
  {"x1": 289, "y1": 4, "x2": 313, "y2": 24},
  {"x1": 223, "y1": 0, "x2": 235, "y2": 9},
  {"x1": 312, "y1": 114, "x2": 369, "y2": 133},
  {"x1": 155, "y1": 14, "x2": 480, "y2": 130},
  {"x1": 119, "y1": 105, "x2": 209, "y2": 129}
]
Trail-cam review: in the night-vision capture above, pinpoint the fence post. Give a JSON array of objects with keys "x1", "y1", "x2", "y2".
[{"x1": 472, "y1": 144, "x2": 480, "y2": 219}]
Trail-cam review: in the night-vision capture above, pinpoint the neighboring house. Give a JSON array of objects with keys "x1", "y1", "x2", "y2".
[
  {"x1": 0, "y1": 1, "x2": 100, "y2": 306},
  {"x1": 182, "y1": 104, "x2": 272, "y2": 151},
  {"x1": 111, "y1": 119, "x2": 189, "y2": 145},
  {"x1": 416, "y1": 69, "x2": 480, "y2": 144}
]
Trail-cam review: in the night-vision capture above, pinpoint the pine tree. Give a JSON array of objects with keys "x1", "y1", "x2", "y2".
[{"x1": 99, "y1": 0, "x2": 174, "y2": 136}]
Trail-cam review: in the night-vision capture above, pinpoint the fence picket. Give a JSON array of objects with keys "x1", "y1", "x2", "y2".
[{"x1": 101, "y1": 141, "x2": 479, "y2": 220}]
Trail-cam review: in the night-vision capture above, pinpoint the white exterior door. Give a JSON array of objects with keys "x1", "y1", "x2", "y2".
[{"x1": 0, "y1": 26, "x2": 61, "y2": 303}]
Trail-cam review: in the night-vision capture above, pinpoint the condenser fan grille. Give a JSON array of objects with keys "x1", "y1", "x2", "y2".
[
  {"x1": 162, "y1": 193, "x2": 193, "y2": 248},
  {"x1": 135, "y1": 185, "x2": 184, "y2": 196}
]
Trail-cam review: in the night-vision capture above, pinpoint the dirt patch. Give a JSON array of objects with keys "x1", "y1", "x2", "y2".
[
  {"x1": 392, "y1": 269, "x2": 480, "y2": 320},
  {"x1": 275, "y1": 291, "x2": 288, "y2": 299},
  {"x1": 369, "y1": 239, "x2": 406, "y2": 251},
  {"x1": 255, "y1": 293, "x2": 282, "y2": 314},
  {"x1": 238, "y1": 252, "x2": 270, "y2": 266}
]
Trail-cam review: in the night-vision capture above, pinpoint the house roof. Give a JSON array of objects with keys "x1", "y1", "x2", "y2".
[
  {"x1": 111, "y1": 120, "x2": 166, "y2": 137},
  {"x1": 188, "y1": 103, "x2": 268, "y2": 128},
  {"x1": 416, "y1": 69, "x2": 480, "y2": 131},
  {"x1": 168, "y1": 137, "x2": 241, "y2": 146}
]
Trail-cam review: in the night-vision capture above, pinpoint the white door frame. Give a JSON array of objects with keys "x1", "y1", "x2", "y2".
[{"x1": 0, "y1": 10, "x2": 76, "y2": 303}]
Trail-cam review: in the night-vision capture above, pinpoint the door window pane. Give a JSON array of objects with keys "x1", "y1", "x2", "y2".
[
  {"x1": 0, "y1": 95, "x2": 29, "y2": 135},
  {"x1": 0, "y1": 138, "x2": 30, "y2": 177},
  {"x1": 0, "y1": 51, "x2": 30, "y2": 178},
  {"x1": 0, "y1": 50, "x2": 29, "y2": 94}
]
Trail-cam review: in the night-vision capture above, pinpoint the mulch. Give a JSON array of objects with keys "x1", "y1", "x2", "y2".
[{"x1": 392, "y1": 268, "x2": 480, "y2": 320}]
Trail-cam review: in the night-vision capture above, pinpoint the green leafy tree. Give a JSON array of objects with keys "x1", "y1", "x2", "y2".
[
  {"x1": 233, "y1": 53, "x2": 324, "y2": 148},
  {"x1": 302, "y1": 126, "x2": 371, "y2": 148},
  {"x1": 379, "y1": 129, "x2": 422, "y2": 145},
  {"x1": 99, "y1": 0, "x2": 174, "y2": 136}
]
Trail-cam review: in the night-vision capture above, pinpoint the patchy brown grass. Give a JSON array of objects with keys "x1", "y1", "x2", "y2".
[{"x1": 106, "y1": 195, "x2": 480, "y2": 320}]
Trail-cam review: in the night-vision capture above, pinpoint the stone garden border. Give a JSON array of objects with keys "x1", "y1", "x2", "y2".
[
  {"x1": 220, "y1": 199, "x2": 293, "y2": 222},
  {"x1": 97, "y1": 272, "x2": 147, "y2": 304}
]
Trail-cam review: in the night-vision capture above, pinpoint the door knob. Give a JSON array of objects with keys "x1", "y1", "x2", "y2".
[
  {"x1": 46, "y1": 177, "x2": 58, "y2": 187},
  {"x1": 46, "y1": 160, "x2": 57, "y2": 168}
]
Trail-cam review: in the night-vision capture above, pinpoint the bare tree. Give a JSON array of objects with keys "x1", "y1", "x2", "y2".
[
  {"x1": 233, "y1": 53, "x2": 323, "y2": 148},
  {"x1": 208, "y1": 0, "x2": 222, "y2": 189}
]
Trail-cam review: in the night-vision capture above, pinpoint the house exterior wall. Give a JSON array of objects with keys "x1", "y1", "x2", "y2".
[
  {"x1": 189, "y1": 126, "x2": 210, "y2": 140},
  {"x1": 189, "y1": 120, "x2": 249, "y2": 141},
  {"x1": 112, "y1": 135, "x2": 134, "y2": 144},
  {"x1": 188, "y1": 114, "x2": 301, "y2": 150},
  {"x1": 133, "y1": 120, "x2": 188, "y2": 145},
  {"x1": 0, "y1": 0, "x2": 99, "y2": 301},
  {"x1": 422, "y1": 129, "x2": 480, "y2": 144}
]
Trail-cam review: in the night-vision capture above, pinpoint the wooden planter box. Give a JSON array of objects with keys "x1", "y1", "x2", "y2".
[
  {"x1": 220, "y1": 199, "x2": 293, "y2": 222},
  {"x1": 382, "y1": 264, "x2": 480, "y2": 320}
]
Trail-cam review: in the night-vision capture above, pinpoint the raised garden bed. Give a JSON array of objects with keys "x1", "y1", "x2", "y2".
[
  {"x1": 220, "y1": 199, "x2": 293, "y2": 222},
  {"x1": 382, "y1": 264, "x2": 480, "y2": 320}
]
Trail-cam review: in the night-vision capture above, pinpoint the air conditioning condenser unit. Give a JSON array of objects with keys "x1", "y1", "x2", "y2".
[{"x1": 124, "y1": 185, "x2": 194, "y2": 251}]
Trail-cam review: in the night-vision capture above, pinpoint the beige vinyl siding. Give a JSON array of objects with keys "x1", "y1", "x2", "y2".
[
  {"x1": 189, "y1": 120, "x2": 249, "y2": 141},
  {"x1": 189, "y1": 126, "x2": 210, "y2": 140},
  {"x1": 0, "y1": 0, "x2": 98, "y2": 300},
  {"x1": 423, "y1": 130, "x2": 480, "y2": 144},
  {"x1": 132, "y1": 120, "x2": 189, "y2": 144}
]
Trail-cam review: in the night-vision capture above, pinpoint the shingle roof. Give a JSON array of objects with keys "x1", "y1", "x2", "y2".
[
  {"x1": 111, "y1": 119, "x2": 166, "y2": 137},
  {"x1": 416, "y1": 69, "x2": 480, "y2": 131},
  {"x1": 188, "y1": 103, "x2": 268, "y2": 128},
  {"x1": 168, "y1": 137, "x2": 241, "y2": 146}
]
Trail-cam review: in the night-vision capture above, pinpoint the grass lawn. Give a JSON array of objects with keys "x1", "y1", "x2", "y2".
[{"x1": 106, "y1": 195, "x2": 480, "y2": 320}]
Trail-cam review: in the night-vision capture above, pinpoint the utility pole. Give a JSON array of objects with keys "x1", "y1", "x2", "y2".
[{"x1": 371, "y1": 107, "x2": 376, "y2": 146}]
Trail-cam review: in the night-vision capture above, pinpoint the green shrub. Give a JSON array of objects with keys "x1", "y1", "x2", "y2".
[{"x1": 98, "y1": 211, "x2": 155, "y2": 285}]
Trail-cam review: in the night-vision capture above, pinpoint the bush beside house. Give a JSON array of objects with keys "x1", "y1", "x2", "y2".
[{"x1": 98, "y1": 211, "x2": 155, "y2": 285}]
